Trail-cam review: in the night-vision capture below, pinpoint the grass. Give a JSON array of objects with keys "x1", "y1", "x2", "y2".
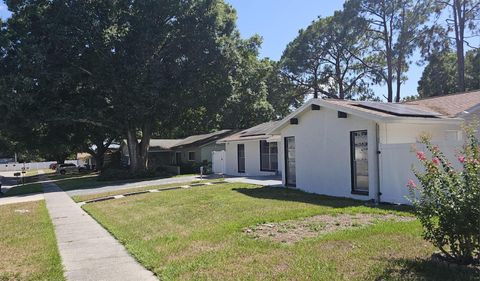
[
  {"x1": 3, "y1": 183, "x2": 44, "y2": 196},
  {"x1": 1, "y1": 169, "x2": 53, "y2": 197},
  {"x1": 53, "y1": 172, "x2": 200, "y2": 193},
  {"x1": 0, "y1": 201, "x2": 64, "y2": 281},
  {"x1": 71, "y1": 179, "x2": 225, "y2": 202},
  {"x1": 82, "y1": 183, "x2": 479, "y2": 280}
]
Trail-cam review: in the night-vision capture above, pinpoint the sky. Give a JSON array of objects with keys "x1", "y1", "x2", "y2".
[
  {"x1": 1, "y1": 1, "x2": 478, "y2": 100},
  {"x1": 224, "y1": 0, "x2": 424, "y2": 100}
]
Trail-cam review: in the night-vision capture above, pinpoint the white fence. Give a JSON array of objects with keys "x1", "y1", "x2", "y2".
[
  {"x1": 0, "y1": 160, "x2": 79, "y2": 172},
  {"x1": 212, "y1": 150, "x2": 226, "y2": 174}
]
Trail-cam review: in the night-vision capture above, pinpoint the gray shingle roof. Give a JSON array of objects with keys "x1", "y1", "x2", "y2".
[
  {"x1": 149, "y1": 139, "x2": 183, "y2": 151},
  {"x1": 171, "y1": 130, "x2": 233, "y2": 148},
  {"x1": 218, "y1": 122, "x2": 280, "y2": 142}
]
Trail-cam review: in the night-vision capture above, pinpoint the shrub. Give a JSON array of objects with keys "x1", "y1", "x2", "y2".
[{"x1": 408, "y1": 125, "x2": 480, "y2": 265}]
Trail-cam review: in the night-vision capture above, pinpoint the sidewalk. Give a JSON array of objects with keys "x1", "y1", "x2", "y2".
[
  {"x1": 0, "y1": 193, "x2": 44, "y2": 206},
  {"x1": 40, "y1": 172, "x2": 158, "y2": 281}
]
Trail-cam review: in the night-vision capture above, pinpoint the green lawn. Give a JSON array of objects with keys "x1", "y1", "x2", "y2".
[
  {"x1": 82, "y1": 183, "x2": 478, "y2": 280},
  {"x1": 2, "y1": 169, "x2": 51, "y2": 196},
  {"x1": 0, "y1": 201, "x2": 64, "y2": 281},
  {"x1": 54, "y1": 172, "x2": 199, "y2": 193},
  {"x1": 72, "y1": 179, "x2": 225, "y2": 203},
  {"x1": 3, "y1": 182, "x2": 44, "y2": 196}
]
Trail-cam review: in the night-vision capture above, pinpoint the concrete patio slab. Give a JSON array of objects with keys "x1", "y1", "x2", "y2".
[
  {"x1": 40, "y1": 172, "x2": 157, "y2": 281},
  {"x1": 224, "y1": 175, "x2": 282, "y2": 187}
]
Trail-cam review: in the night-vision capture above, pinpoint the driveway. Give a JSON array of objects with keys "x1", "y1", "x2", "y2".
[{"x1": 0, "y1": 171, "x2": 22, "y2": 194}]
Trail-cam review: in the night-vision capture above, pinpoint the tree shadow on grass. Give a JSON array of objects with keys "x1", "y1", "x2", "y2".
[
  {"x1": 232, "y1": 186, "x2": 413, "y2": 213},
  {"x1": 374, "y1": 257, "x2": 480, "y2": 281}
]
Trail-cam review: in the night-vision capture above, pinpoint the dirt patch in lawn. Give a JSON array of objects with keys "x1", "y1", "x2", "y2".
[{"x1": 244, "y1": 213, "x2": 414, "y2": 244}]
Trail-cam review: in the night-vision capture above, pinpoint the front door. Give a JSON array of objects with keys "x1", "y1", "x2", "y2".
[
  {"x1": 175, "y1": 152, "x2": 182, "y2": 165},
  {"x1": 284, "y1": 136, "x2": 296, "y2": 187},
  {"x1": 350, "y1": 130, "x2": 369, "y2": 194},
  {"x1": 237, "y1": 144, "x2": 245, "y2": 173}
]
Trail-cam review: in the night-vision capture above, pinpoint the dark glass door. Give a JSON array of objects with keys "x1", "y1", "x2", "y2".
[
  {"x1": 284, "y1": 137, "x2": 296, "y2": 187},
  {"x1": 175, "y1": 152, "x2": 182, "y2": 165},
  {"x1": 237, "y1": 144, "x2": 245, "y2": 173},
  {"x1": 350, "y1": 131, "x2": 369, "y2": 194}
]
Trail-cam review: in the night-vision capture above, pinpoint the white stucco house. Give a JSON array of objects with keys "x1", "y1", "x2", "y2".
[
  {"x1": 267, "y1": 91, "x2": 480, "y2": 204},
  {"x1": 219, "y1": 90, "x2": 480, "y2": 205},
  {"x1": 217, "y1": 122, "x2": 282, "y2": 177}
]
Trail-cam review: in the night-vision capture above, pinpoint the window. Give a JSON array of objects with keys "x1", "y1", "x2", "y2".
[
  {"x1": 238, "y1": 144, "x2": 245, "y2": 173},
  {"x1": 350, "y1": 130, "x2": 369, "y2": 195},
  {"x1": 260, "y1": 140, "x2": 278, "y2": 171},
  {"x1": 188, "y1": 151, "x2": 195, "y2": 161}
]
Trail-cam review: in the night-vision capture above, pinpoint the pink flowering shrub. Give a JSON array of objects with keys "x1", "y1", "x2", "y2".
[{"x1": 409, "y1": 125, "x2": 480, "y2": 265}]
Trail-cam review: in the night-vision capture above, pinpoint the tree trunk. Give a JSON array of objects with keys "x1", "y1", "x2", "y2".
[
  {"x1": 313, "y1": 65, "x2": 319, "y2": 99},
  {"x1": 126, "y1": 123, "x2": 151, "y2": 174},
  {"x1": 395, "y1": 53, "x2": 404, "y2": 103},
  {"x1": 383, "y1": 16, "x2": 394, "y2": 102},
  {"x1": 126, "y1": 127, "x2": 140, "y2": 173},
  {"x1": 336, "y1": 57, "x2": 344, "y2": 99},
  {"x1": 453, "y1": 0, "x2": 465, "y2": 92}
]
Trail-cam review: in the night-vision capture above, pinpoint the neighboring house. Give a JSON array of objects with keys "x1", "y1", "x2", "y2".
[
  {"x1": 120, "y1": 139, "x2": 182, "y2": 169},
  {"x1": 217, "y1": 122, "x2": 282, "y2": 177},
  {"x1": 77, "y1": 145, "x2": 120, "y2": 169},
  {"x1": 120, "y1": 130, "x2": 234, "y2": 172},
  {"x1": 265, "y1": 90, "x2": 480, "y2": 205},
  {"x1": 169, "y1": 130, "x2": 233, "y2": 166}
]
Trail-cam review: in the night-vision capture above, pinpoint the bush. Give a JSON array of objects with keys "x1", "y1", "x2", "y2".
[
  {"x1": 178, "y1": 161, "x2": 212, "y2": 175},
  {"x1": 408, "y1": 125, "x2": 480, "y2": 265}
]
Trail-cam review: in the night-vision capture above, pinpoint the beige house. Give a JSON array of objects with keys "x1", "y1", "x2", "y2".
[{"x1": 120, "y1": 130, "x2": 235, "y2": 173}]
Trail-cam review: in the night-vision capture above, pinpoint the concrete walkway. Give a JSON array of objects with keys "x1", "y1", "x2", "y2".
[{"x1": 40, "y1": 172, "x2": 158, "y2": 281}]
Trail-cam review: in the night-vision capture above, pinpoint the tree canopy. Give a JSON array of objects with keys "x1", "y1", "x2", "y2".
[
  {"x1": 418, "y1": 48, "x2": 480, "y2": 98},
  {"x1": 0, "y1": 0, "x2": 294, "y2": 171},
  {"x1": 280, "y1": 10, "x2": 376, "y2": 100}
]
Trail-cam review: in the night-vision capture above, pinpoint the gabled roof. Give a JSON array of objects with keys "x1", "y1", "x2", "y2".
[
  {"x1": 217, "y1": 122, "x2": 280, "y2": 142},
  {"x1": 403, "y1": 90, "x2": 480, "y2": 117},
  {"x1": 171, "y1": 130, "x2": 233, "y2": 149},
  {"x1": 268, "y1": 96, "x2": 469, "y2": 134},
  {"x1": 149, "y1": 139, "x2": 183, "y2": 151}
]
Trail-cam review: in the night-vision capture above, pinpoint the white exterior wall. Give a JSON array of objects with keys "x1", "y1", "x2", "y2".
[
  {"x1": 280, "y1": 108, "x2": 379, "y2": 202},
  {"x1": 224, "y1": 139, "x2": 282, "y2": 177},
  {"x1": 378, "y1": 122, "x2": 463, "y2": 204}
]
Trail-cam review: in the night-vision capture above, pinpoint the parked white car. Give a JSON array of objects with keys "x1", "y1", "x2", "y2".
[{"x1": 56, "y1": 163, "x2": 79, "y2": 175}]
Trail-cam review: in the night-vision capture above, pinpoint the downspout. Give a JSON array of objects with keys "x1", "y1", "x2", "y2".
[{"x1": 375, "y1": 123, "x2": 382, "y2": 203}]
